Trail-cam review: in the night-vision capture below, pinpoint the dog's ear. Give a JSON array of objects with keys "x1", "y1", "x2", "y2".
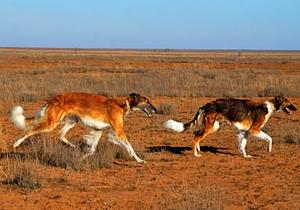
[
  {"x1": 275, "y1": 96, "x2": 282, "y2": 101},
  {"x1": 129, "y1": 93, "x2": 141, "y2": 105},
  {"x1": 274, "y1": 96, "x2": 284, "y2": 110}
]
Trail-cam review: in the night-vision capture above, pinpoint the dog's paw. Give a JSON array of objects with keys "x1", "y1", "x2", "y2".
[
  {"x1": 13, "y1": 142, "x2": 20, "y2": 148},
  {"x1": 194, "y1": 153, "x2": 202, "y2": 158},
  {"x1": 268, "y1": 146, "x2": 272, "y2": 153}
]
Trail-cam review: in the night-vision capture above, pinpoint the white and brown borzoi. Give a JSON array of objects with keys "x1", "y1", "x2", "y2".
[
  {"x1": 164, "y1": 96, "x2": 297, "y2": 158},
  {"x1": 11, "y1": 92, "x2": 157, "y2": 163}
]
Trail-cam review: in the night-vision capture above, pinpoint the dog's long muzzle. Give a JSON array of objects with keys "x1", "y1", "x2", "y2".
[
  {"x1": 141, "y1": 104, "x2": 157, "y2": 117},
  {"x1": 283, "y1": 104, "x2": 297, "y2": 115}
]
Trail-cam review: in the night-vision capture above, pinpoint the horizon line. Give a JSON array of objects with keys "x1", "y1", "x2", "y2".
[{"x1": 1, "y1": 46, "x2": 300, "y2": 53}]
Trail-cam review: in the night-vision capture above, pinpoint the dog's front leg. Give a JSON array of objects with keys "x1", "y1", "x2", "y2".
[
  {"x1": 253, "y1": 131, "x2": 273, "y2": 153},
  {"x1": 109, "y1": 130, "x2": 145, "y2": 164}
]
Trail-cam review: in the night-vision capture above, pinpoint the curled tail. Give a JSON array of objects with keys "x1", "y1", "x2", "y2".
[
  {"x1": 11, "y1": 106, "x2": 27, "y2": 130},
  {"x1": 11, "y1": 104, "x2": 48, "y2": 130},
  {"x1": 163, "y1": 109, "x2": 204, "y2": 133}
]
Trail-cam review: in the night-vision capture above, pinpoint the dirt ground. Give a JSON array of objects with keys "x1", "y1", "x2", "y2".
[
  {"x1": 0, "y1": 96, "x2": 299, "y2": 210},
  {"x1": 0, "y1": 49, "x2": 299, "y2": 209}
]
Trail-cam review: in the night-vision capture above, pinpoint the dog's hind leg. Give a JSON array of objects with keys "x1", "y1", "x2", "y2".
[
  {"x1": 192, "y1": 129, "x2": 211, "y2": 157},
  {"x1": 13, "y1": 131, "x2": 37, "y2": 148},
  {"x1": 84, "y1": 129, "x2": 103, "y2": 155},
  {"x1": 59, "y1": 120, "x2": 76, "y2": 147},
  {"x1": 81, "y1": 129, "x2": 103, "y2": 160},
  {"x1": 238, "y1": 131, "x2": 251, "y2": 158},
  {"x1": 13, "y1": 108, "x2": 62, "y2": 148},
  {"x1": 192, "y1": 114, "x2": 217, "y2": 157},
  {"x1": 13, "y1": 119, "x2": 60, "y2": 148}
]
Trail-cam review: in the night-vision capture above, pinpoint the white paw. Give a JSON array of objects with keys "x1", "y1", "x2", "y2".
[
  {"x1": 13, "y1": 142, "x2": 20, "y2": 148},
  {"x1": 137, "y1": 159, "x2": 146, "y2": 164},
  {"x1": 243, "y1": 154, "x2": 252, "y2": 158},
  {"x1": 268, "y1": 146, "x2": 272, "y2": 153},
  {"x1": 194, "y1": 153, "x2": 202, "y2": 158}
]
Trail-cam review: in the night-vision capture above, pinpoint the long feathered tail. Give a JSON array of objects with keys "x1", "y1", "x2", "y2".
[
  {"x1": 11, "y1": 106, "x2": 27, "y2": 130},
  {"x1": 11, "y1": 104, "x2": 48, "y2": 130},
  {"x1": 163, "y1": 109, "x2": 204, "y2": 133}
]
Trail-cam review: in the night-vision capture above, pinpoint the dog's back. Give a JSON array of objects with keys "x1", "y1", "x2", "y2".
[{"x1": 201, "y1": 98, "x2": 266, "y2": 122}]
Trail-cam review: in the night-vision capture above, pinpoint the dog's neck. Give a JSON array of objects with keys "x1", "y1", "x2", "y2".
[
  {"x1": 264, "y1": 100, "x2": 276, "y2": 114},
  {"x1": 113, "y1": 97, "x2": 132, "y2": 116},
  {"x1": 124, "y1": 99, "x2": 132, "y2": 116}
]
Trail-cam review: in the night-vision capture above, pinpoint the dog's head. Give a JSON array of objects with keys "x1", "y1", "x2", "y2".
[
  {"x1": 273, "y1": 96, "x2": 297, "y2": 115},
  {"x1": 127, "y1": 93, "x2": 157, "y2": 117}
]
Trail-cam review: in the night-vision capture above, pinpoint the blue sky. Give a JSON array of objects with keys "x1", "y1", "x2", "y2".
[{"x1": 1, "y1": 0, "x2": 299, "y2": 50}]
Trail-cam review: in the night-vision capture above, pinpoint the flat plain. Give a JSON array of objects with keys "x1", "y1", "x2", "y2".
[{"x1": 0, "y1": 48, "x2": 299, "y2": 209}]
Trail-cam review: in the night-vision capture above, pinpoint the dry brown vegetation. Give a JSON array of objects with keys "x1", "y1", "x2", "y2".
[
  {"x1": 0, "y1": 48, "x2": 299, "y2": 209},
  {"x1": 0, "y1": 48, "x2": 299, "y2": 113}
]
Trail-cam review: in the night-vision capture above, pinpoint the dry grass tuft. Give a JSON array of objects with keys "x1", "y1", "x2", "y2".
[
  {"x1": 1, "y1": 161, "x2": 42, "y2": 191},
  {"x1": 283, "y1": 133, "x2": 300, "y2": 145},
  {"x1": 0, "y1": 125, "x2": 9, "y2": 152},
  {"x1": 0, "y1": 49, "x2": 300, "y2": 116},
  {"x1": 270, "y1": 122, "x2": 300, "y2": 145},
  {"x1": 87, "y1": 142, "x2": 125, "y2": 169},
  {"x1": 8, "y1": 136, "x2": 133, "y2": 170}
]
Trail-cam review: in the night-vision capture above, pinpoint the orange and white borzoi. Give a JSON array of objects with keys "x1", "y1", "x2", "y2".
[
  {"x1": 164, "y1": 96, "x2": 297, "y2": 158},
  {"x1": 11, "y1": 92, "x2": 157, "y2": 163}
]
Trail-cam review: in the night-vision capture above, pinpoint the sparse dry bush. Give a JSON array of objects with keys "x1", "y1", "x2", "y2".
[
  {"x1": 11, "y1": 136, "x2": 133, "y2": 170},
  {"x1": 283, "y1": 131, "x2": 300, "y2": 145},
  {"x1": 31, "y1": 137, "x2": 87, "y2": 170},
  {"x1": 87, "y1": 141, "x2": 126, "y2": 169},
  {"x1": 270, "y1": 122, "x2": 300, "y2": 145},
  {"x1": 1, "y1": 161, "x2": 42, "y2": 191}
]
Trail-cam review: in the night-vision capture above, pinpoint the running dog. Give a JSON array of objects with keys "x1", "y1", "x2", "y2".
[
  {"x1": 164, "y1": 96, "x2": 297, "y2": 158},
  {"x1": 11, "y1": 92, "x2": 157, "y2": 163}
]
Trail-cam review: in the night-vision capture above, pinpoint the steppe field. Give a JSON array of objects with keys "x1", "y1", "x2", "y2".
[{"x1": 0, "y1": 48, "x2": 299, "y2": 210}]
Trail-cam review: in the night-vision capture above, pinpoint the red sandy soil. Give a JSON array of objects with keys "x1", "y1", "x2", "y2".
[{"x1": 0, "y1": 97, "x2": 299, "y2": 210}]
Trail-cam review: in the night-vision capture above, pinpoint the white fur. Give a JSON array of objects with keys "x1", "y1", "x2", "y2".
[
  {"x1": 36, "y1": 104, "x2": 47, "y2": 118},
  {"x1": 238, "y1": 132, "x2": 250, "y2": 157},
  {"x1": 262, "y1": 101, "x2": 276, "y2": 128},
  {"x1": 163, "y1": 120, "x2": 185, "y2": 132},
  {"x1": 213, "y1": 121, "x2": 220, "y2": 131},
  {"x1": 194, "y1": 142, "x2": 201, "y2": 157},
  {"x1": 234, "y1": 122, "x2": 250, "y2": 131},
  {"x1": 59, "y1": 121, "x2": 76, "y2": 147},
  {"x1": 84, "y1": 130, "x2": 103, "y2": 154},
  {"x1": 11, "y1": 106, "x2": 26, "y2": 130},
  {"x1": 81, "y1": 117, "x2": 110, "y2": 130},
  {"x1": 108, "y1": 130, "x2": 144, "y2": 163},
  {"x1": 254, "y1": 131, "x2": 273, "y2": 152}
]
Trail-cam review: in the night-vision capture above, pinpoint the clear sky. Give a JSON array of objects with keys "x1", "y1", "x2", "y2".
[{"x1": 1, "y1": 0, "x2": 299, "y2": 50}]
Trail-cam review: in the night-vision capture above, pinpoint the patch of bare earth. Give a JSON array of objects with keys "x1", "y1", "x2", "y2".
[{"x1": 0, "y1": 97, "x2": 299, "y2": 209}]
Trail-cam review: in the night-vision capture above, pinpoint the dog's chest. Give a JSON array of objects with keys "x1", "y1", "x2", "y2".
[
  {"x1": 81, "y1": 117, "x2": 110, "y2": 129},
  {"x1": 261, "y1": 101, "x2": 275, "y2": 128}
]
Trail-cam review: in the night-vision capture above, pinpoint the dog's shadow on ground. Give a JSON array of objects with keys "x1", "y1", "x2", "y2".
[{"x1": 146, "y1": 145, "x2": 234, "y2": 155}]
